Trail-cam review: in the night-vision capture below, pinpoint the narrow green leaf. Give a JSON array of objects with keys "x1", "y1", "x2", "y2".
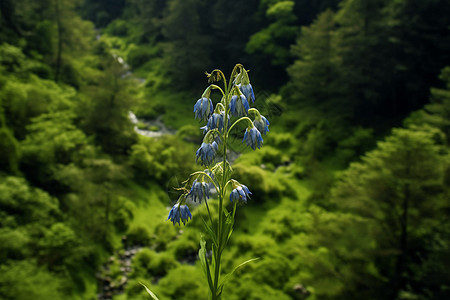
[
  {"x1": 139, "y1": 282, "x2": 160, "y2": 300},
  {"x1": 221, "y1": 210, "x2": 235, "y2": 247},
  {"x1": 219, "y1": 257, "x2": 260, "y2": 289},
  {"x1": 199, "y1": 237, "x2": 214, "y2": 293},
  {"x1": 200, "y1": 215, "x2": 218, "y2": 248}
]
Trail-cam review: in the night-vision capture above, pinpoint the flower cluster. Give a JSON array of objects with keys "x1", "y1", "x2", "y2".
[
  {"x1": 165, "y1": 64, "x2": 270, "y2": 300},
  {"x1": 167, "y1": 64, "x2": 269, "y2": 227}
]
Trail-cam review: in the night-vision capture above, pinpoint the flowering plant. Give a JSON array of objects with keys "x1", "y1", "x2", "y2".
[{"x1": 148, "y1": 64, "x2": 269, "y2": 300}]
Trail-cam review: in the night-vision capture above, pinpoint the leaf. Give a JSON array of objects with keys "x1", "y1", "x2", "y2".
[
  {"x1": 139, "y1": 282, "x2": 160, "y2": 300},
  {"x1": 218, "y1": 258, "x2": 260, "y2": 293},
  {"x1": 221, "y1": 202, "x2": 237, "y2": 247},
  {"x1": 199, "y1": 237, "x2": 214, "y2": 293},
  {"x1": 200, "y1": 215, "x2": 218, "y2": 248}
]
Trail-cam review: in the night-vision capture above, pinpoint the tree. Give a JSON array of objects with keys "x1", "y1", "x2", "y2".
[
  {"x1": 161, "y1": 0, "x2": 212, "y2": 89},
  {"x1": 246, "y1": 0, "x2": 298, "y2": 67},
  {"x1": 209, "y1": 0, "x2": 259, "y2": 72},
  {"x1": 78, "y1": 52, "x2": 137, "y2": 155},
  {"x1": 330, "y1": 125, "x2": 449, "y2": 299},
  {"x1": 406, "y1": 66, "x2": 450, "y2": 142},
  {"x1": 335, "y1": 0, "x2": 450, "y2": 122},
  {"x1": 284, "y1": 9, "x2": 349, "y2": 161}
]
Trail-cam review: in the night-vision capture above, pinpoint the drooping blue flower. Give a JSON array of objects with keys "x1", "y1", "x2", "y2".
[
  {"x1": 229, "y1": 95, "x2": 250, "y2": 117},
  {"x1": 239, "y1": 83, "x2": 255, "y2": 103},
  {"x1": 194, "y1": 97, "x2": 213, "y2": 121},
  {"x1": 253, "y1": 115, "x2": 270, "y2": 135},
  {"x1": 243, "y1": 127, "x2": 263, "y2": 150},
  {"x1": 189, "y1": 179, "x2": 210, "y2": 203},
  {"x1": 230, "y1": 184, "x2": 252, "y2": 203},
  {"x1": 207, "y1": 112, "x2": 228, "y2": 132},
  {"x1": 167, "y1": 204, "x2": 192, "y2": 225},
  {"x1": 196, "y1": 141, "x2": 219, "y2": 166}
]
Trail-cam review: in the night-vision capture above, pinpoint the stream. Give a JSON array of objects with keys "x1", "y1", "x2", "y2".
[
  {"x1": 128, "y1": 111, "x2": 176, "y2": 138},
  {"x1": 96, "y1": 245, "x2": 142, "y2": 300}
]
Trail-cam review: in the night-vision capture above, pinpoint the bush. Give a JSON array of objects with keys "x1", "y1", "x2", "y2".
[
  {"x1": 132, "y1": 249, "x2": 178, "y2": 278},
  {"x1": 232, "y1": 164, "x2": 282, "y2": 202},
  {"x1": 176, "y1": 124, "x2": 203, "y2": 143},
  {"x1": 129, "y1": 136, "x2": 195, "y2": 184},
  {"x1": 127, "y1": 46, "x2": 154, "y2": 69},
  {"x1": 104, "y1": 19, "x2": 129, "y2": 37},
  {"x1": 169, "y1": 237, "x2": 199, "y2": 262},
  {"x1": 151, "y1": 223, "x2": 178, "y2": 251},
  {"x1": 127, "y1": 226, "x2": 151, "y2": 246}
]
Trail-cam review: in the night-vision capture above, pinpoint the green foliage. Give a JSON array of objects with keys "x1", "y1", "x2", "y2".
[
  {"x1": 0, "y1": 176, "x2": 91, "y2": 299},
  {"x1": 246, "y1": 1, "x2": 297, "y2": 66},
  {"x1": 0, "y1": 43, "x2": 27, "y2": 73},
  {"x1": 0, "y1": 55, "x2": 75, "y2": 138},
  {"x1": 129, "y1": 135, "x2": 196, "y2": 184},
  {"x1": 156, "y1": 264, "x2": 208, "y2": 299},
  {"x1": 77, "y1": 53, "x2": 137, "y2": 155},
  {"x1": 328, "y1": 125, "x2": 449, "y2": 298},
  {"x1": 0, "y1": 127, "x2": 20, "y2": 173},
  {"x1": 132, "y1": 248, "x2": 178, "y2": 278},
  {"x1": 160, "y1": 0, "x2": 212, "y2": 89},
  {"x1": 405, "y1": 66, "x2": 450, "y2": 142},
  {"x1": 0, "y1": 261, "x2": 66, "y2": 300},
  {"x1": 38, "y1": 222, "x2": 80, "y2": 269},
  {"x1": 0, "y1": 176, "x2": 58, "y2": 226}
]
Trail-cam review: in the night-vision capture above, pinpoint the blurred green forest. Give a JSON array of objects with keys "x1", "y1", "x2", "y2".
[{"x1": 1, "y1": 0, "x2": 449, "y2": 299}]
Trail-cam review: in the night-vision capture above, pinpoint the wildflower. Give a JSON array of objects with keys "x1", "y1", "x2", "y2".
[
  {"x1": 230, "y1": 184, "x2": 252, "y2": 203},
  {"x1": 236, "y1": 68, "x2": 255, "y2": 103},
  {"x1": 167, "y1": 204, "x2": 192, "y2": 225},
  {"x1": 194, "y1": 97, "x2": 213, "y2": 121},
  {"x1": 239, "y1": 83, "x2": 255, "y2": 103},
  {"x1": 243, "y1": 127, "x2": 263, "y2": 150},
  {"x1": 207, "y1": 112, "x2": 229, "y2": 132},
  {"x1": 253, "y1": 115, "x2": 269, "y2": 135},
  {"x1": 196, "y1": 141, "x2": 219, "y2": 166},
  {"x1": 229, "y1": 95, "x2": 250, "y2": 117},
  {"x1": 189, "y1": 179, "x2": 210, "y2": 203}
]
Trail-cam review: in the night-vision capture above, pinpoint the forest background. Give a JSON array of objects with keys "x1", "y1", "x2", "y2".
[{"x1": 1, "y1": 0, "x2": 450, "y2": 299}]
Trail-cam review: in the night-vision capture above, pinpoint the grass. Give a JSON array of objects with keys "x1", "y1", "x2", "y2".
[{"x1": 123, "y1": 181, "x2": 169, "y2": 234}]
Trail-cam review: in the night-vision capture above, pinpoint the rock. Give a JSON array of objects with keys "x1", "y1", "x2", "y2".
[{"x1": 292, "y1": 284, "x2": 310, "y2": 299}]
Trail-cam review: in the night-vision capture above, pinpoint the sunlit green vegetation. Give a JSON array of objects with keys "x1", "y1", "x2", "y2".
[{"x1": 1, "y1": 0, "x2": 449, "y2": 299}]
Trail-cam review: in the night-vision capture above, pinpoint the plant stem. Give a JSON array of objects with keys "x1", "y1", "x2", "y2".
[{"x1": 211, "y1": 71, "x2": 232, "y2": 300}]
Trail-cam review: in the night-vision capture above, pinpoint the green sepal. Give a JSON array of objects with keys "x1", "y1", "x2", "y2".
[{"x1": 241, "y1": 69, "x2": 251, "y2": 85}]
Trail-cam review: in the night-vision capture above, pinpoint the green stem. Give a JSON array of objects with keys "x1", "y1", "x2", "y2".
[
  {"x1": 211, "y1": 69, "x2": 227, "y2": 95},
  {"x1": 230, "y1": 64, "x2": 243, "y2": 84},
  {"x1": 204, "y1": 198, "x2": 213, "y2": 225},
  {"x1": 190, "y1": 171, "x2": 220, "y2": 195},
  {"x1": 227, "y1": 117, "x2": 253, "y2": 136},
  {"x1": 210, "y1": 84, "x2": 225, "y2": 97},
  {"x1": 211, "y1": 70, "x2": 234, "y2": 300},
  {"x1": 216, "y1": 102, "x2": 225, "y2": 112},
  {"x1": 248, "y1": 108, "x2": 259, "y2": 116}
]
